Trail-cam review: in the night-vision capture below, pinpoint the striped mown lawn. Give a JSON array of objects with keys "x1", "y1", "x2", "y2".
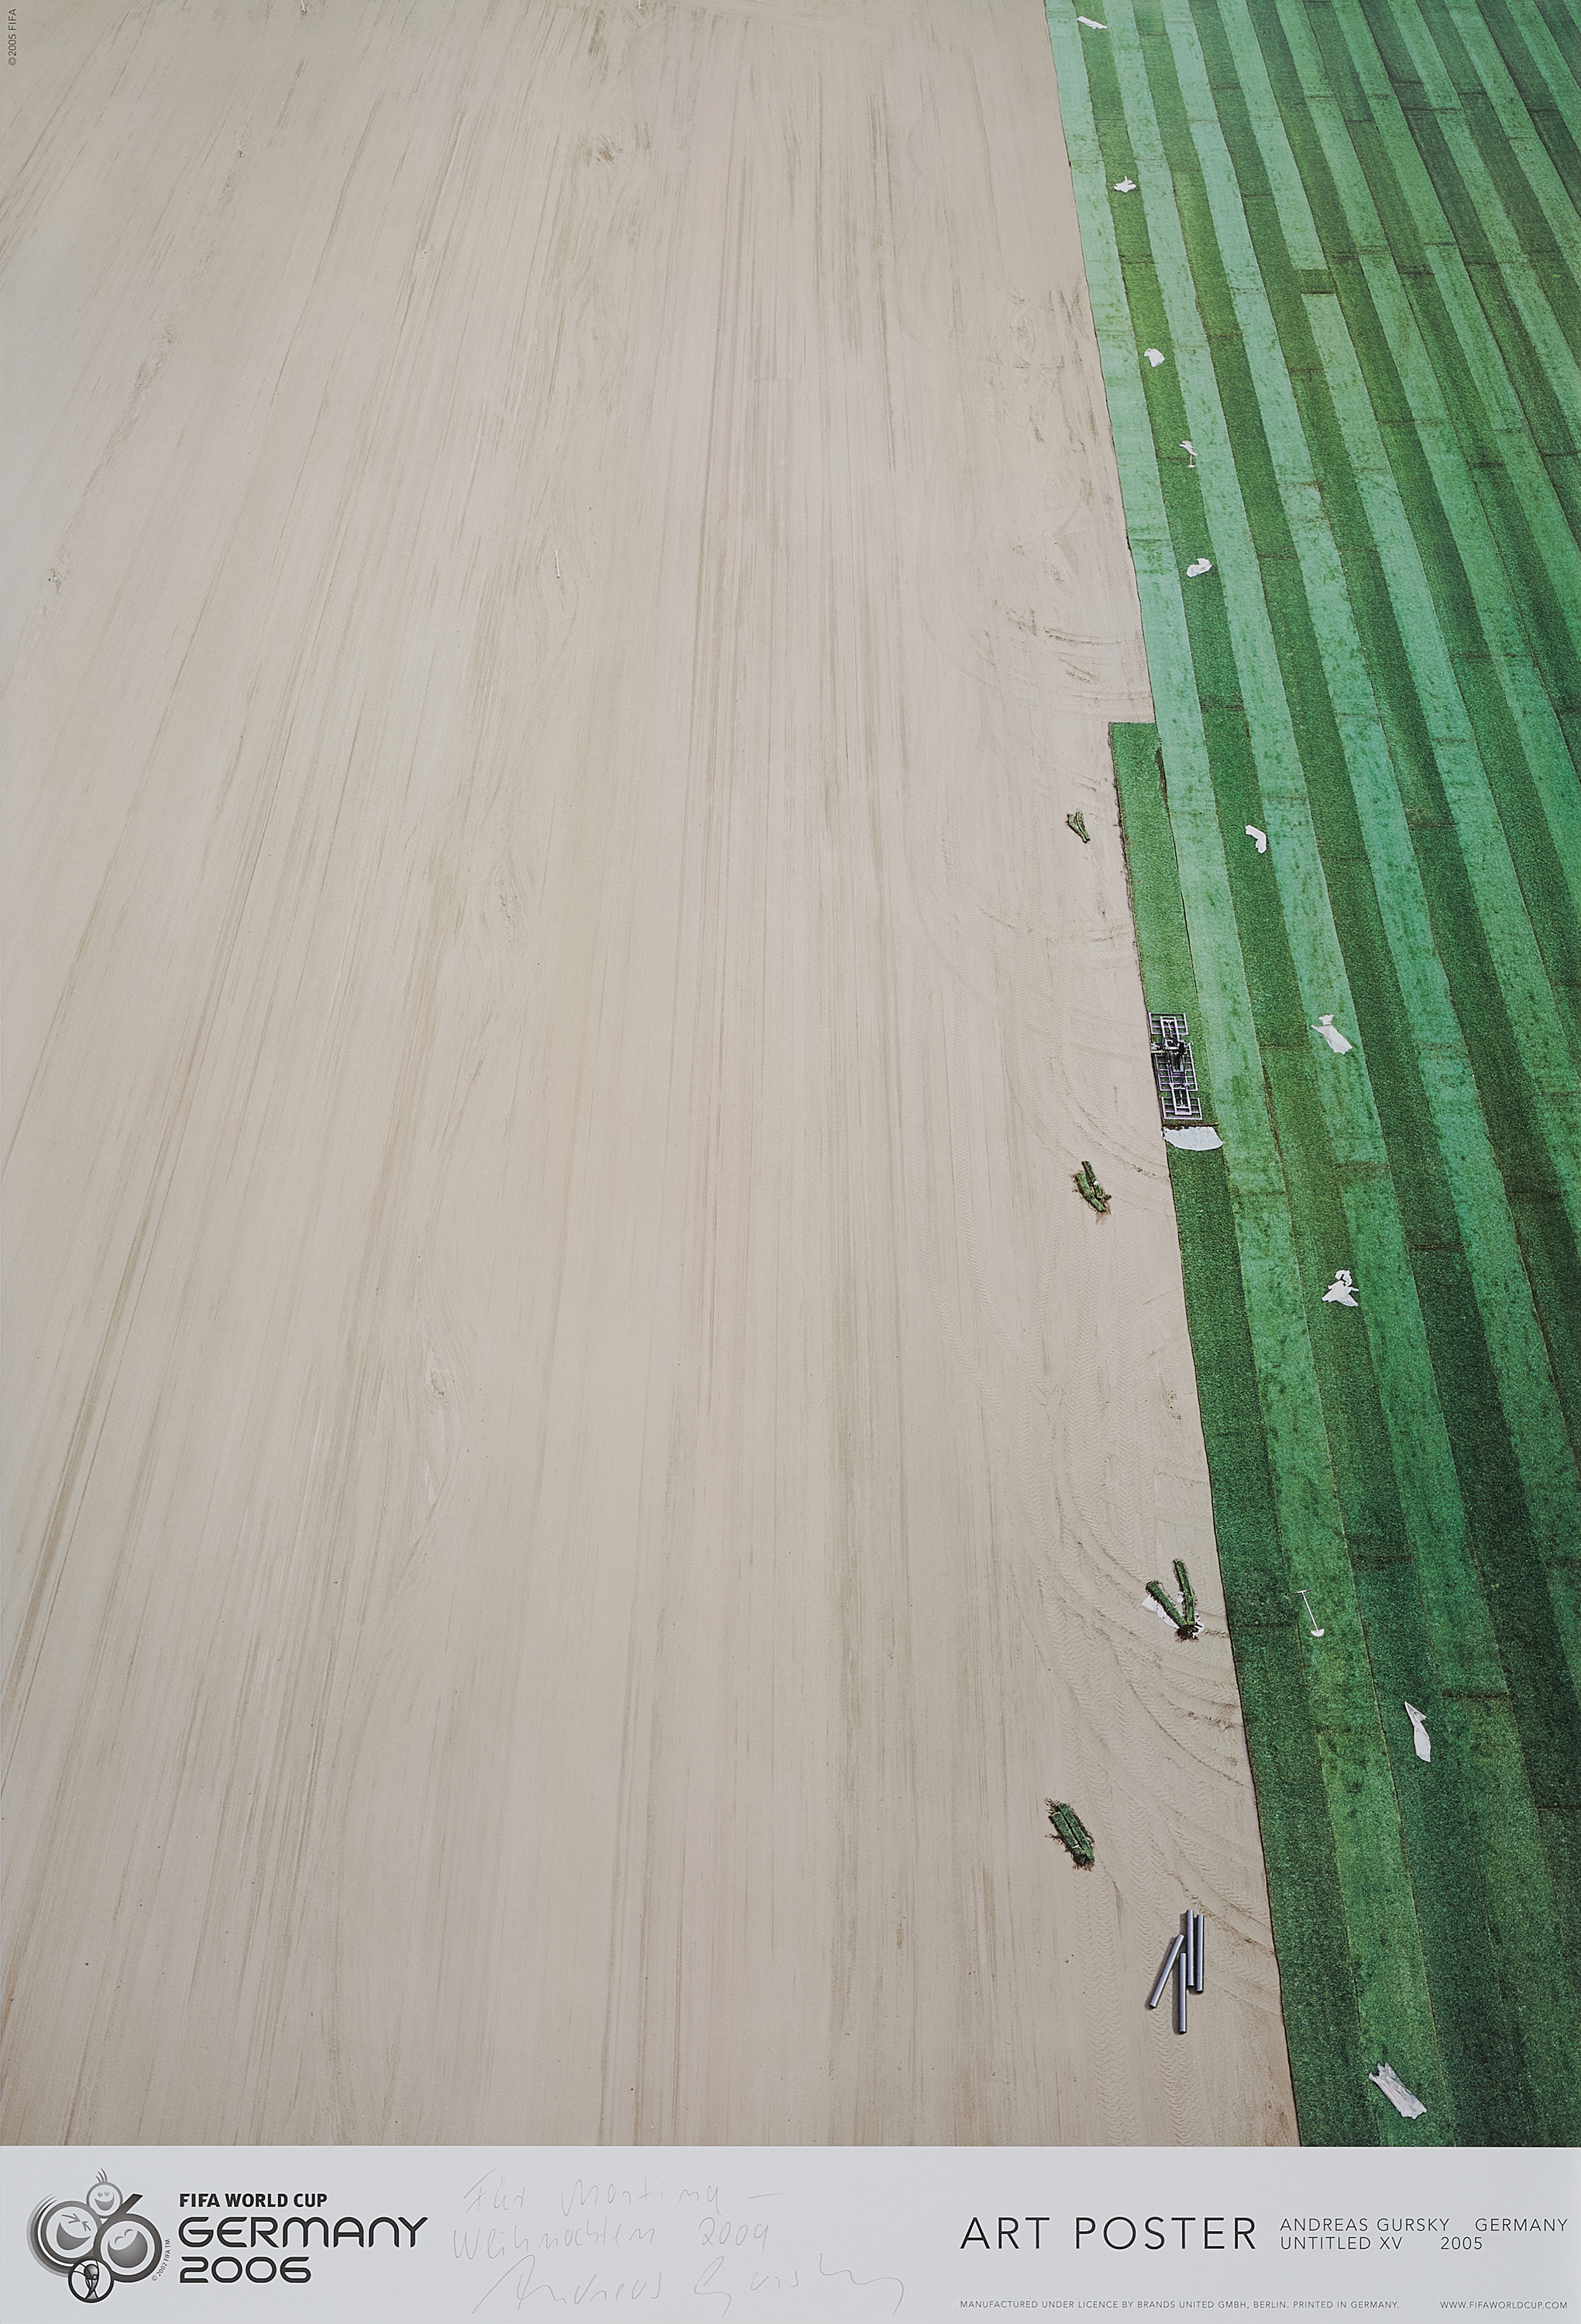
[{"x1": 1046, "y1": 0, "x2": 1581, "y2": 2143}]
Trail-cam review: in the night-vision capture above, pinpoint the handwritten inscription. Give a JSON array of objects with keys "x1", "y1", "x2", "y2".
[{"x1": 451, "y1": 2166, "x2": 900, "y2": 2315}]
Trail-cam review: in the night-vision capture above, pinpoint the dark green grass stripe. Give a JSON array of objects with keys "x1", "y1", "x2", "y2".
[
  {"x1": 1112, "y1": 722, "x2": 1374, "y2": 2144},
  {"x1": 1541, "y1": 1799, "x2": 1581, "y2": 1974}
]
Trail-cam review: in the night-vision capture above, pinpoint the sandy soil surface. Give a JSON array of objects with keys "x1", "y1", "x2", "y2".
[{"x1": 2, "y1": 0, "x2": 1294, "y2": 2145}]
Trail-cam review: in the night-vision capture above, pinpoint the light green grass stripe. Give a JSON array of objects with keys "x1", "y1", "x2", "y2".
[
  {"x1": 1159, "y1": 5, "x2": 1511, "y2": 1701},
  {"x1": 1051, "y1": 2, "x2": 1445, "y2": 2119},
  {"x1": 1129, "y1": 560, "x2": 1294, "y2": 1202},
  {"x1": 1303, "y1": 277, "x2": 1581, "y2": 1243},
  {"x1": 1446, "y1": 2, "x2": 1581, "y2": 270},
  {"x1": 1045, "y1": 22, "x2": 1287, "y2": 1195},
  {"x1": 1328, "y1": 0, "x2": 1581, "y2": 679}
]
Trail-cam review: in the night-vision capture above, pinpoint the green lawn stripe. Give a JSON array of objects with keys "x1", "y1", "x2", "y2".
[
  {"x1": 1543, "y1": 1804, "x2": 1581, "y2": 1975},
  {"x1": 1113, "y1": 722, "x2": 1379, "y2": 2143},
  {"x1": 1056, "y1": 9, "x2": 1446, "y2": 2139},
  {"x1": 1442, "y1": 1697, "x2": 1581, "y2": 2144}
]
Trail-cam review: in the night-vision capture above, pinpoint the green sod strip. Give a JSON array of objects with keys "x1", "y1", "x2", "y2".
[
  {"x1": 1127, "y1": 0, "x2": 1581, "y2": 2109},
  {"x1": 1448, "y1": 5, "x2": 1581, "y2": 280},
  {"x1": 1232, "y1": 7, "x2": 1581, "y2": 1518},
  {"x1": 1230, "y1": 0, "x2": 1581, "y2": 2014},
  {"x1": 1231, "y1": 4, "x2": 1581, "y2": 1363},
  {"x1": 1112, "y1": 722, "x2": 1375, "y2": 2141},
  {"x1": 1049, "y1": 0, "x2": 1581, "y2": 2143},
  {"x1": 1380, "y1": 1, "x2": 1581, "y2": 407},
  {"x1": 1171, "y1": 0, "x2": 1581, "y2": 1813},
  {"x1": 1517, "y1": 0, "x2": 1581, "y2": 107},
  {"x1": 1479, "y1": 0, "x2": 1581, "y2": 215},
  {"x1": 1071, "y1": 22, "x2": 1457, "y2": 2146},
  {"x1": 1318, "y1": 0, "x2": 1581, "y2": 708},
  {"x1": 1257, "y1": 9, "x2": 1581, "y2": 1159}
]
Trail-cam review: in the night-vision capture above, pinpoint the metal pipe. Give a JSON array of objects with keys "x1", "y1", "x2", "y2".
[
  {"x1": 1147, "y1": 1934, "x2": 1185, "y2": 2009},
  {"x1": 1193, "y1": 1912, "x2": 1205, "y2": 1993},
  {"x1": 1174, "y1": 1944, "x2": 1188, "y2": 2033},
  {"x1": 1183, "y1": 1909, "x2": 1195, "y2": 1989}
]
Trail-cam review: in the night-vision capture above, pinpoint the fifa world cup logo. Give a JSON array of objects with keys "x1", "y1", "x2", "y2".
[{"x1": 29, "y1": 2172, "x2": 163, "y2": 2302}]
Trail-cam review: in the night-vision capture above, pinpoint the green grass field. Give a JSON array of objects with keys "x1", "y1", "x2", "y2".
[{"x1": 1044, "y1": 0, "x2": 1581, "y2": 2143}]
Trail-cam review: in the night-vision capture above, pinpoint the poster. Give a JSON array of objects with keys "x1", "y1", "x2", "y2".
[{"x1": 4, "y1": 5, "x2": 1576, "y2": 2322}]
